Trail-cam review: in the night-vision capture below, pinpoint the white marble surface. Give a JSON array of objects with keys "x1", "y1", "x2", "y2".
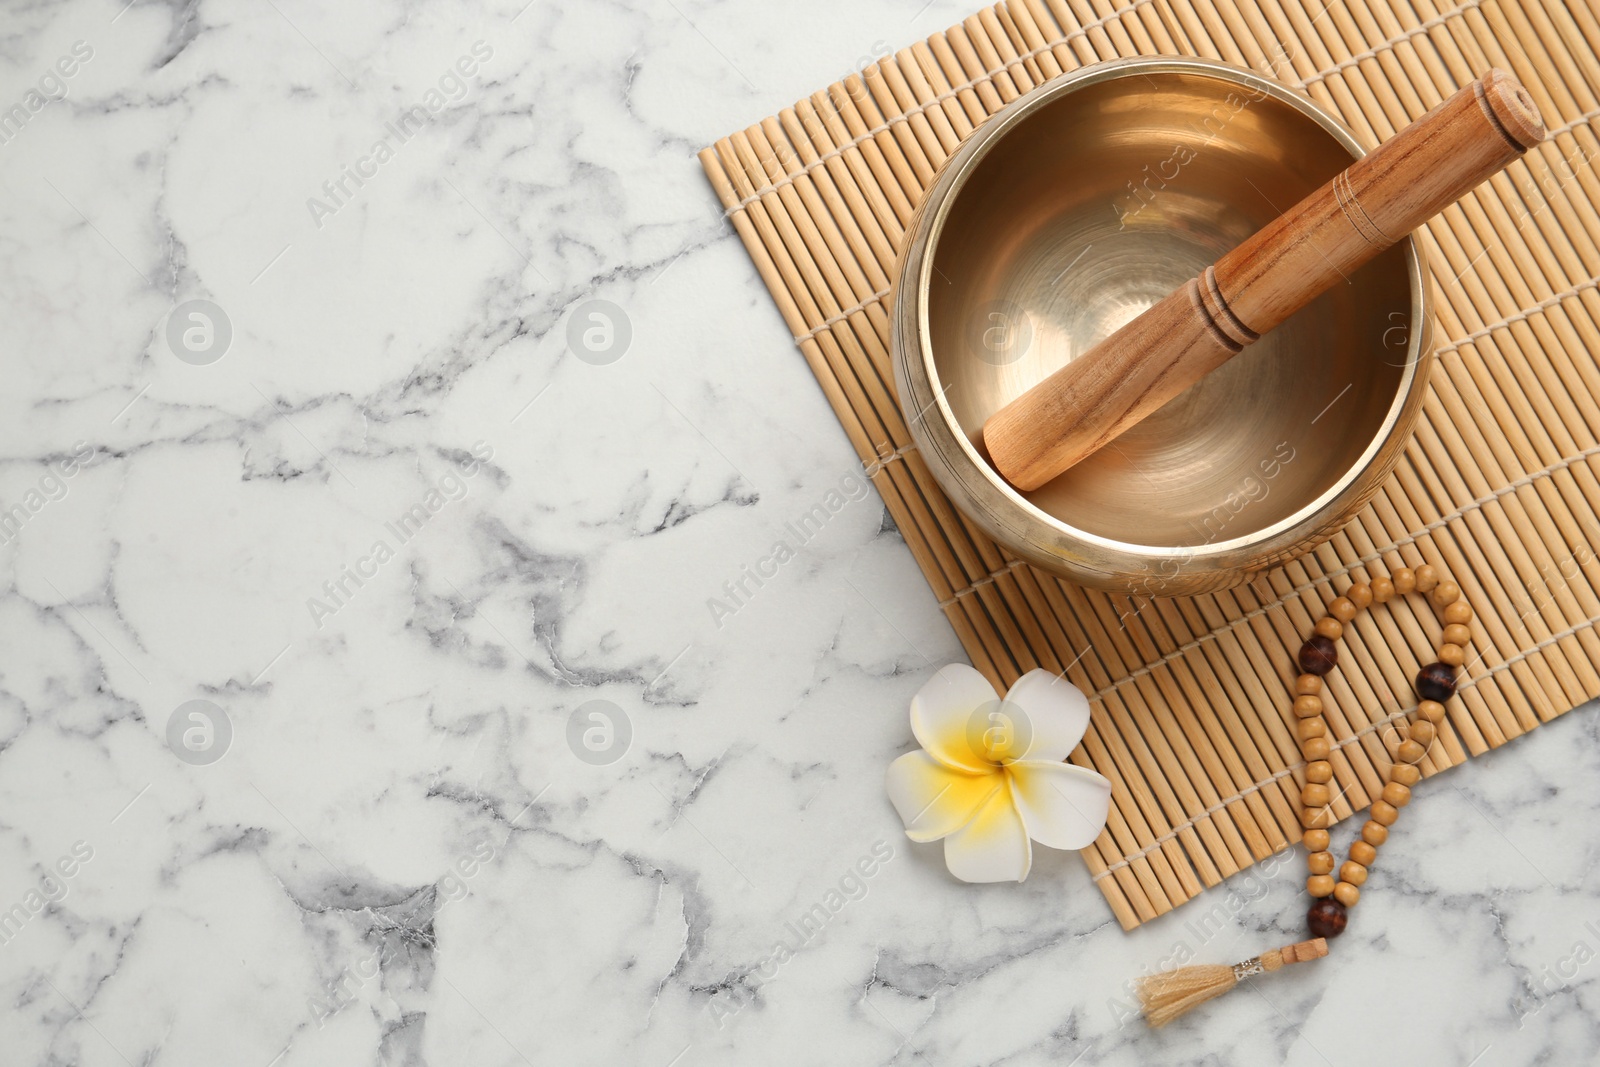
[{"x1": 1, "y1": 1, "x2": 1597, "y2": 1064}]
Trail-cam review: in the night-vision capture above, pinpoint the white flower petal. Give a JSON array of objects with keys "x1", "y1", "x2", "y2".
[
  {"x1": 1009, "y1": 760, "x2": 1113, "y2": 850},
  {"x1": 942, "y1": 777, "x2": 1032, "y2": 882},
  {"x1": 1003, "y1": 669, "x2": 1092, "y2": 763},
  {"x1": 885, "y1": 751, "x2": 1001, "y2": 842},
  {"x1": 910, "y1": 662, "x2": 1000, "y2": 773}
]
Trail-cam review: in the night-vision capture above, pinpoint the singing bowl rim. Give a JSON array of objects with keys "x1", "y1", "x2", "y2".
[{"x1": 892, "y1": 55, "x2": 1433, "y2": 596}]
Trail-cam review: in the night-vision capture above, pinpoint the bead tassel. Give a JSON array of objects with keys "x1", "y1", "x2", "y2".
[
  {"x1": 1136, "y1": 939, "x2": 1328, "y2": 1027},
  {"x1": 1137, "y1": 567, "x2": 1471, "y2": 1026}
]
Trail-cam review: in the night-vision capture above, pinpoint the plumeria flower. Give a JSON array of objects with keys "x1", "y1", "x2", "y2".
[{"x1": 886, "y1": 663, "x2": 1112, "y2": 882}]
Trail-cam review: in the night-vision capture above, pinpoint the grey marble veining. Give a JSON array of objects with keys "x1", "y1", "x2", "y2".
[{"x1": 0, "y1": 1, "x2": 1596, "y2": 1064}]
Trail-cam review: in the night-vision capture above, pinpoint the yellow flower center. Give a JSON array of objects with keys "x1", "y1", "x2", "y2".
[{"x1": 965, "y1": 698, "x2": 1033, "y2": 765}]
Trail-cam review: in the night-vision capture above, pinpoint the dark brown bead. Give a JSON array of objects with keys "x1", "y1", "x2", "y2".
[
  {"x1": 1307, "y1": 898, "x2": 1348, "y2": 939},
  {"x1": 1415, "y1": 661, "x2": 1457, "y2": 702},
  {"x1": 1298, "y1": 635, "x2": 1338, "y2": 675}
]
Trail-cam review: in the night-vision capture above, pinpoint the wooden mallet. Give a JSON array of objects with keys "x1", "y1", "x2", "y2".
[{"x1": 981, "y1": 69, "x2": 1544, "y2": 492}]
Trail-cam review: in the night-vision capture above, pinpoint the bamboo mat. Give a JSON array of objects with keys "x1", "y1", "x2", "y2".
[{"x1": 698, "y1": 0, "x2": 1600, "y2": 930}]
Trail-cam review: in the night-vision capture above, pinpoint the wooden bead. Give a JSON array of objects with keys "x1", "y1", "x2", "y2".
[
  {"x1": 1393, "y1": 568, "x2": 1416, "y2": 594},
  {"x1": 1301, "y1": 806, "x2": 1332, "y2": 829},
  {"x1": 1442, "y1": 623, "x2": 1472, "y2": 646},
  {"x1": 1382, "y1": 782, "x2": 1412, "y2": 807},
  {"x1": 1303, "y1": 828, "x2": 1330, "y2": 852},
  {"x1": 1390, "y1": 763, "x2": 1422, "y2": 786},
  {"x1": 1296, "y1": 673, "x2": 1323, "y2": 696},
  {"x1": 1307, "y1": 850, "x2": 1336, "y2": 875},
  {"x1": 1307, "y1": 898, "x2": 1347, "y2": 938},
  {"x1": 1329, "y1": 596, "x2": 1358, "y2": 623},
  {"x1": 1415, "y1": 564, "x2": 1439, "y2": 592},
  {"x1": 1371, "y1": 800, "x2": 1400, "y2": 826},
  {"x1": 1438, "y1": 643, "x2": 1465, "y2": 666},
  {"x1": 1333, "y1": 881, "x2": 1361, "y2": 907},
  {"x1": 1416, "y1": 661, "x2": 1456, "y2": 702},
  {"x1": 1408, "y1": 720, "x2": 1436, "y2": 747},
  {"x1": 1302, "y1": 783, "x2": 1331, "y2": 808},
  {"x1": 1397, "y1": 739, "x2": 1427, "y2": 764},
  {"x1": 1443, "y1": 600, "x2": 1472, "y2": 625},
  {"x1": 1299, "y1": 635, "x2": 1337, "y2": 675},
  {"x1": 1347, "y1": 583, "x2": 1373, "y2": 609},
  {"x1": 1306, "y1": 760, "x2": 1333, "y2": 784},
  {"x1": 1314, "y1": 616, "x2": 1344, "y2": 640},
  {"x1": 1303, "y1": 737, "x2": 1331, "y2": 761},
  {"x1": 1307, "y1": 874, "x2": 1336, "y2": 897},
  {"x1": 1362, "y1": 820, "x2": 1389, "y2": 846},
  {"x1": 1416, "y1": 700, "x2": 1446, "y2": 724},
  {"x1": 1297, "y1": 718, "x2": 1327, "y2": 741},
  {"x1": 1350, "y1": 840, "x2": 1377, "y2": 865},
  {"x1": 1294, "y1": 694, "x2": 1324, "y2": 718},
  {"x1": 1371, "y1": 576, "x2": 1395, "y2": 603},
  {"x1": 1340, "y1": 860, "x2": 1368, "y2": 886},
  {"x1": 1430, "y1": 580, "x2": 1461, "y2": 607}
]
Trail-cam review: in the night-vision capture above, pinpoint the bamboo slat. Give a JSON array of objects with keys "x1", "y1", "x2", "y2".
[{"x1": 699, "y1": 0, "x2": 1600, "y2": 930}]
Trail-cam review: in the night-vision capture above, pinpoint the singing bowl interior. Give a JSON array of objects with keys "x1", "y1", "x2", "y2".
[{"x1": 923, "y1": 63, "x2": 1424, "y2": 562}]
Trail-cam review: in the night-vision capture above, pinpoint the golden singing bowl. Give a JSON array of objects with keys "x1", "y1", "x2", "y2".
[{"x1": 892, "y1": 57, "x2": 1432, "y2": 596}]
